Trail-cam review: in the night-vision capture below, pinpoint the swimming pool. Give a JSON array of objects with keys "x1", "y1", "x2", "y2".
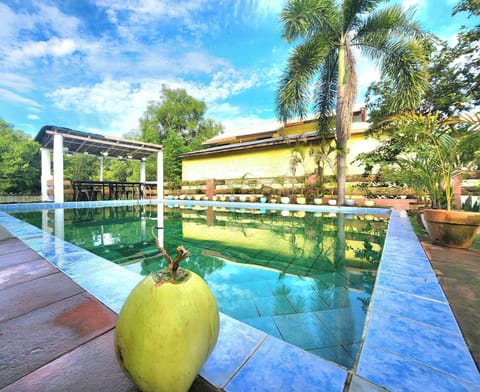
[
  {"x1": 2, "y1": 200, "x2": 478, "y2": 390},
  {"x1": 12, "y1": 203, "x2": 388, "y2": 369}
]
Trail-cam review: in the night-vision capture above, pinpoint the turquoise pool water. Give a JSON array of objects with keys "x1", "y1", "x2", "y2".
[{"x1": 13, "y1": 204, "x2": 388, "y2": 369}]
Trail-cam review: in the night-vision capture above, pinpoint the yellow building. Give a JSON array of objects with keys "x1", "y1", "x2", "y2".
[{"x1": 180, "y1": 109, "x2": 378, "y2": 186}]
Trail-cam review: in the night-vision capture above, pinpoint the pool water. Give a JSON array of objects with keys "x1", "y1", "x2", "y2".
[{"x1": 14, "y1": 204, "x2": 388, "y2": 369}]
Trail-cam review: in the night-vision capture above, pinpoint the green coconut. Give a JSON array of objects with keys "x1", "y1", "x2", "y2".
[{"x1": 114, "y1": 231, "x2": 219, "y2": 392}]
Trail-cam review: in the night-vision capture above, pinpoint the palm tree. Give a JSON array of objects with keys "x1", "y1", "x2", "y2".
[{"x1": 276, "y1": 0, "x2": 429, "y2": 204}]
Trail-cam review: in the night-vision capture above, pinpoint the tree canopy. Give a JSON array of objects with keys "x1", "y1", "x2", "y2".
[
  {"x1": 276, "y1": 0, "x2": 429, "y2": 204},
  {"x1": 0, "y1": 119, "x2": 41, "y2": 194},
  {"x1": 358, "y1": 0, "x2": 479, "y2": 172},
  {"x1": 139, "y1": 85, "x2": 222, "y2": 183}
]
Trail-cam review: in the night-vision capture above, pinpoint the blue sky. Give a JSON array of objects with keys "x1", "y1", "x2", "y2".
[{"x1": 0, "y1": 0, "x2": 477, "y2": 138}]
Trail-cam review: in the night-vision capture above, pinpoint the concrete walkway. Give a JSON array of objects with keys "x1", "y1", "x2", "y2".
[{"x1": 421, "y1": 240, "x2": 480, "y2": 369}]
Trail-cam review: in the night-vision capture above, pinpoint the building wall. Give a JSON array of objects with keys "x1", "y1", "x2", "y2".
[{"x1": 182, "y1": 133, "x2": 379, "y2": 182}]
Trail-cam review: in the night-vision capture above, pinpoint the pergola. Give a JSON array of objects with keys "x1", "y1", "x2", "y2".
[{"x1": 35, "y1": 125, "x2": 164, "y2": 203}]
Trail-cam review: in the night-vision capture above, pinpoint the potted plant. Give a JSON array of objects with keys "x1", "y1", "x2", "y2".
[
  {"x1": 260, "y1": 186, "x2": 272, "y2": 203},
  {"x1": 390, "y1": 112, "x2": 480, "y2": 249},
  {"x1": 247, "y1": 178, "x2": 258, "y2": 202},
  {"x1": 345, "y1": 185, "x2": 355, "y2": 206}
]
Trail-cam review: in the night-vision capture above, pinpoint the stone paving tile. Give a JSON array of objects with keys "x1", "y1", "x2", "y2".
[
  {"x1": 0, "y1": 272, "x2": 84, "y2": 323},
  {"x1": 0, "y1": 258, "x2": 58, "y2": 290},
  {"x1": 0, "y1": 292, "x2": 116, "y2": 389},
  {"x1": 0, "y1": 246, "x2": 41, "y2": 268},
  {"x1": 422, "y1": 241, "x2": 480, "y2": 370},
  {"x1": 1, "y1": 330, "x2": 137, "y2": 392},
  {"x1": 0, "y1": 237, "x2": 30, "y2": 255}
]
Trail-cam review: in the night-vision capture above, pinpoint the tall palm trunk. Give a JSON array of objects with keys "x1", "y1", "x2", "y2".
[
  {"x1": 335, "y1": 41, "x2": 355, "y2": 205},
  {"x1": 335, "y1": 89, "x2": 348, "y2": 204}
]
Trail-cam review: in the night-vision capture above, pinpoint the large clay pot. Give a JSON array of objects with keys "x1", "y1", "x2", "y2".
[
  {"x1": 424, "y1": 209, "x2": 480, "y2": 249},
  {"x1": 115, "y1": 266, "x2": 219, "y2": 392}
]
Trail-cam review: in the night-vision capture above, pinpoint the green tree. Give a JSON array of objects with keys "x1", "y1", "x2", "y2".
[
  {"x1": 0, "y1": 119, "x2": 41, "y2": 194},
  {"x1": 276, "y1": 0, "x2": 429, "y2": 204},
  {"x1": 64, "y1": 155, "x2": 99, "y2": 181},
  {"x1": 139, "y1": 86, "x2": 222, "y2": 183},
  {"x1": 451, "y1": 0, "x2": 480, "y2": 107},
  {"x1": 358, "y1": 0, "x2": 479, "y2": 171}
]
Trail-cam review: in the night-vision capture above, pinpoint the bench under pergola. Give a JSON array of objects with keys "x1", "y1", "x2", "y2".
[{"x1": 35, "y1": 125, "x2": 164, "y2": 203}]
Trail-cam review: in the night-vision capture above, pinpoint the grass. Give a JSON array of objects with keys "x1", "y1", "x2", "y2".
[{"x1": 471, "y1": 234, "x2": 480, "y2": 252}]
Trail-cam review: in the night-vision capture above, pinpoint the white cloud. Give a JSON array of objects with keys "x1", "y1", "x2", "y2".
[
  {"x1": 34, "y1": 3, "x2": 81, "y2": 37},
  {"x1": 0, "y1": 3, "x2": 19, "y2": 43},
  {"x1": 45, "y1": 62, "x2": 276, "y2": 136},
  {"x1": 0, "y1": 88, "x2": 41, "y2": 108},
  {"x1": 10, "y1": 37, "x2": 77, "y2": 60},
  {"x1": 27, "y1": 114, "x2": 40, "y2": 120},
  {"x1": 219, "y1": 115, "x2": 282, "y2": 136},
  {"x1": 0, "y1": 73, "x2": 34, "y2": 93}
]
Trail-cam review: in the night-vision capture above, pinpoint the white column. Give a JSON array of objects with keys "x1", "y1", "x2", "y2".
[
  {"x1": 99, "y1": 157, "x2": 104, "y2": 181},
  {"x1": 156, "y1": 203, "x2": 164, "y2": 248},
  {"x1": 53, "y1": 134, "x2": 64, "y2": 203},
  {"x1": 54, "y1": 208, "x2": 65, "y2": 241},
  {"x1": 157, "y1": 150, "x2": 163, "y2": 200},
  {"x1": 40, "y1": 148, "x2": 53, "y2": 201},
  {"x1": 140, "y1": 160, "x2": 146, "y2": 183}
]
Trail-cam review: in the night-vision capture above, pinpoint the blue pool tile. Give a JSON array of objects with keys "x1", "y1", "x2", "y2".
[
  {"x1": 22, "y1": 235, "x2": 65, "y2": 252},
  {"x1": 315, "y1": 306, "x2": 366, "y2": 345},
  {"x1": 242, "y1": 316, "x2": 283, "y2": 339},
  {"x1": 309, "y1": 345, "x2": 354, "y2": 369},
  {"x1": 372, "y1": 286, "x2": 461, "y2": 333},
  {"x1": 376, "y1": 270, "x2": 447, "y2": 302},
  {"x1": 255, "y1": 295, "x2": 295, "y2": 316},
  {"x1": 364, "y1": 310, "x2": 480, "y2": 384},
  {"x1": 273, "y1": 312, "x2": 338, "y2": 350},
  {"x1": 358, "y1": 343, "x2": 479, "y2": 392},
  {"x1": 200, "y1": 314, "x2": 267, "y2": 388},
  {"x1": 54, "y1": 254, "x2": 115, "y2": 279},
  {"x1": 378, "y1": 256, "x2": 437, "y2": 279},
  {"x1": 221, "y1": 298, "x2": 259, "y2": 320},
  {"x1": 225, "y1": 336, "x2": 347, "y2": 392},
  {"x1": 73, "y1": 265, "x2": 143, "y2": 313},
  {"x1": 344, "y1": 342, "x2": 360, "y2": 357},
  {"x1": 349, "y1": 375, "x2": 388, "y2": 392}
]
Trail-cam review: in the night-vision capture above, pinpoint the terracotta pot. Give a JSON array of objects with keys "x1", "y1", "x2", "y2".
[{"x1": 423, "y1": 209, "x2": 480, "y2": 249}]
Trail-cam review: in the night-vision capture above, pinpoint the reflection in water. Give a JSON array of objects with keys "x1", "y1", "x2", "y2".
[{"x1": 13, "y1": 204, "x2": 388, "y2": 369}]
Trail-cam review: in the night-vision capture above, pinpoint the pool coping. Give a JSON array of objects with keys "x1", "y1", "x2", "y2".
[{"x1": 0, "y1": 200, "x2": 478, "y2": 391}]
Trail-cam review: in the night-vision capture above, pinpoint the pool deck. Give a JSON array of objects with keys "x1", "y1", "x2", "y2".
[{"x1": 0, "y1": 200, "x2": 479, "y2": 391}]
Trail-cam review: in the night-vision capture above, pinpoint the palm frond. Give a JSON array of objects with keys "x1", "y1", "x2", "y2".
[
  {"x1": 281, "y1": 0, "x2": 340, "y2": 42},
  {"x1": 314, "y1": 49, "x2": 338, "y2": 134},
  {"x1": 360, "y1": 37, "x2": 429, "y2": 111},
  {"x1": 276, "y1": 37, "x2": 332, "y2": 121},
  {"x1": 354, "y1": 5, "x2": 425, "y2": 42},
  {"x1": 342, "y1": 0, "x2": 384, "y2": 32}
]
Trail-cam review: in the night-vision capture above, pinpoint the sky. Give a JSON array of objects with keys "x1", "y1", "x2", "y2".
[{"x1": 0, "y1": 0, "x2": 477, "y2": 139}]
